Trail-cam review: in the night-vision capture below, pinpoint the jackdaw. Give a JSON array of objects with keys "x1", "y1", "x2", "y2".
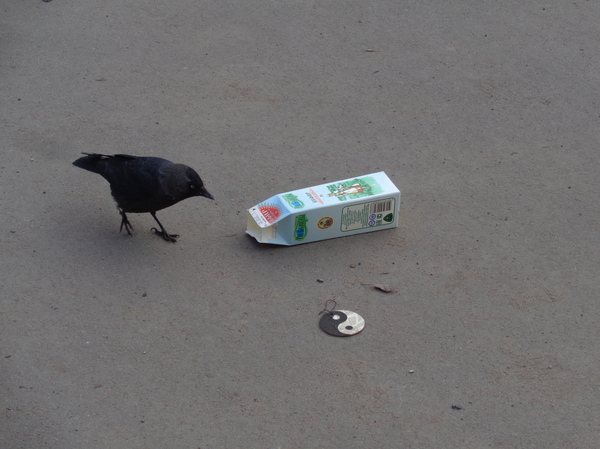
[{"x1": 73, "y1": 153, "x2": 214, "y2": 242}]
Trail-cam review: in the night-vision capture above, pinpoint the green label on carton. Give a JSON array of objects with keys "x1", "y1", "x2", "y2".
[
  {"x1": 283, "y1": 193, "x2": 305, "y2": 209},
  {"x1": 294, "y1": 214, "x2": 308, "y2": 240}
]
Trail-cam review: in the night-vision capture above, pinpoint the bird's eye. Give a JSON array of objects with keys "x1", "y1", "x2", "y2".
[{"x1": 190, "y1": 184, "x2": 196, "y2": 189}]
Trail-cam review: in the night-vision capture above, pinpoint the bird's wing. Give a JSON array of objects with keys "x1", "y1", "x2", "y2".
[
  {"x1": 111, "y1": 154, "x2": 140, "y2": 161},
  {"x1": 108, "y1": 158, "x2": 171, "y2": 212}
]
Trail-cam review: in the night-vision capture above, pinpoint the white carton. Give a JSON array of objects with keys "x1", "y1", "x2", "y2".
[{"x1": 246, "y1": 172, "x2": 400, "y2": 245}]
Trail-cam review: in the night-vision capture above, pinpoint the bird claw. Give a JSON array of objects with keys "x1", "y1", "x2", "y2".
[
  {"x1": 151, "y1": 227, "x2": 179, "y2": 243},
  {"x1": 119, "y1": 211, "x2": 134, "y2": 236}
]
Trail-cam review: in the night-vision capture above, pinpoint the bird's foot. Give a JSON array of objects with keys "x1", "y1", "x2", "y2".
[
  {"x1": 119, "y1": 211, "x2": 134, "y2": 236},
  {"x1": 151, "y1": 227, "x2": 179, "y2": 243}
]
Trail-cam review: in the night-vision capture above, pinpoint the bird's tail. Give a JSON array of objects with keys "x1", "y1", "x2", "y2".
[{"x1": 72, "y1": 153, "x2": 111, "y2": 174}]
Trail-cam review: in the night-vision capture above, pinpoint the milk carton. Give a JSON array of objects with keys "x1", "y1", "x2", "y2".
[{"x1": 246, "y1": 172, "x2": 400, "y2": 245}]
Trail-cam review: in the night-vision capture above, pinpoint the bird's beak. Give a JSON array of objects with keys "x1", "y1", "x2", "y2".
[{"x1": 200, "y1": 186, "x2": 214, "y2": 200}]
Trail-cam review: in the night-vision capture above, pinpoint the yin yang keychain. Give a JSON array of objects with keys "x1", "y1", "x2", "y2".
[{"x1": 318, "y1": 300, "x2": 365, "y2": 337}]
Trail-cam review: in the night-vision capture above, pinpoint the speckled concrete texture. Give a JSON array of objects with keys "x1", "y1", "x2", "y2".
[{"x1": 1, "y1": 1, "x2": 599, "y2": 448}]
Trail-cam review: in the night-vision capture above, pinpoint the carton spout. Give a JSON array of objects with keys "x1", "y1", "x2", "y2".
[
  {"x1": 246, "y1": 211, "x2": 272, "y2": 243},
  {"x1": 247, "y1": 195, "x2": 290, "y2": 228}
]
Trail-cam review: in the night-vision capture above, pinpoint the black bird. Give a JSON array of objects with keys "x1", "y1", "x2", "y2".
[{"x1": 73, "y1": 153, "x2": 214, "y2": 242}]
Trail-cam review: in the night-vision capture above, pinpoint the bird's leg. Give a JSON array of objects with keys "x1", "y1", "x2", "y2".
[
  {"x1": 119, "y1": 209, "x2": 134, "y2": 236},
  {"x1": 150, "y1": 212, "x2": 179, "y2": 243}
]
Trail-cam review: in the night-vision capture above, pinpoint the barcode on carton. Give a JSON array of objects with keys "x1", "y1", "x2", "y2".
[
  {"x1": 341, "y1": 198, "x2": 396, "y2": 232},
  {"x1": 369, "y1": 200, "x2": 393, "y2": 215}
]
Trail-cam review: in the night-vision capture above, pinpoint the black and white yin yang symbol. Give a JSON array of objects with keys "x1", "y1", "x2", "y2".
[{"x1": 319, "y1": 310, "x2": 365, "y2": 337}]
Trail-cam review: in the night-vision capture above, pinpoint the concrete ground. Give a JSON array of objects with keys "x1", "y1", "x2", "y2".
[{"x1": 1, "y1": 1, "x2": 599, "y2": 448}]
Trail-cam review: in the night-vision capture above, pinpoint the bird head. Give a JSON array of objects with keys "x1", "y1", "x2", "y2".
[
  {"x1": 184, "y1": 167, "x2": 214, "y2": 200},
  {"x1": 160, "y1": 164, "x2": 214, "y2": 202}
]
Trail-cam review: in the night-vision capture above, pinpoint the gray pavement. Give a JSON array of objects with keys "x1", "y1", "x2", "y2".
[{"x1": 1, "y1": 1, "x2": 599, "y2": 448}]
